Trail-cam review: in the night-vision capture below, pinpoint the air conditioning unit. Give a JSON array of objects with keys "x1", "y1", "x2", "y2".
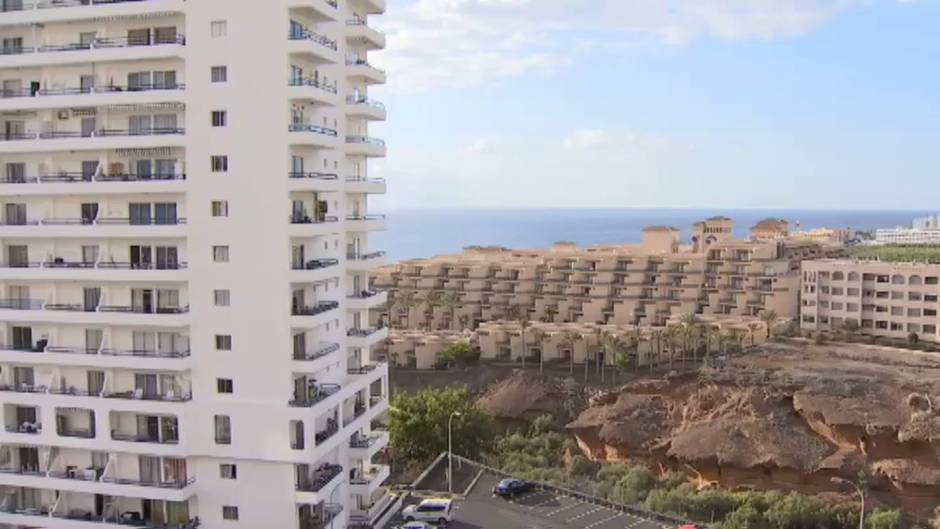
[{"x1": 56, "y1": 110, "x2": 69, "y2": 120}]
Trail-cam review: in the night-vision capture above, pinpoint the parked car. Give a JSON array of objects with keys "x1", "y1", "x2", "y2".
[
  {"x1": 395, "y1": 522, "x2": 436, "y2": 529},
  {"x1": 493, "y1": 477, "x2": 534, "y2": 497},
  {"x1": 401, "y1": 498, "x2": 453, "y2": 525}
]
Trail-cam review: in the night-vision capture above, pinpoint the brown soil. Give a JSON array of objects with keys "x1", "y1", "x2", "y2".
[{"x1": 564, "y1": 341, "x2": 940, "y2": 520}]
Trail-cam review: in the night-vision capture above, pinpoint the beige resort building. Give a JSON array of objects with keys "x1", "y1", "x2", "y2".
[
  {"x1": 373, "y1": 217, "x2": 839, "y2": 332},
  {"x1": 801, "y1": 260, "x2": 940, "y2": 342}
]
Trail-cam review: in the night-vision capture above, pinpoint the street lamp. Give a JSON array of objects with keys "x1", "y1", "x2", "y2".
[
  {"x1": 327, "y1": 479, "x2": 347, "y2": 529},
  {"x1": 448, "y1": 410, "x2": 461, "y2": 494},
  {"x1": 831, "y1": 477, "x2": 865, "y2": 529}
]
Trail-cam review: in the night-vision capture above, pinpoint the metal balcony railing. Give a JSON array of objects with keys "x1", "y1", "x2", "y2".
[
  {"x1": 288, "y1": 171, "x2": 338, "y2": 180},
  {"x1": 290, "y1": 214, "x2": 339, "y2": 225},
  {"x1": 288, "y1": 123, "x2": 338, "y2": 136},
  {"x1": 0, "y1": 33, "x2": 186, "y2": 55},
  {"x1": 293, "y1": 342, "x2": 341, "y2": 361},
  {"x1": 292, "y1": 258, "x2": 340, "y2": 271},
  {"x1": 345, "y1": 59, "x2": 385, "y2": 74},
  {"x1": 2, "y1": 0, "x2": 160, "y2": 13},
  {"x1": 345, "y1": 95, "x2": 385, "y2": 108},
  {"x1": 101, "y1": 475, "x2": 195, "y2": 490},
  {"x1": 346, "y1": 135, "x2": 385, "y2": 146},
  {"x1": 288, "y1": 76, "x2": 338, "y2": 94},
  {"x1": 296, "y1": 464, "x2": 342, "y2": 492},
  {"x1": 288, "y1": 383, "x2": 340, "y2": 408},
  {"x1": 288, "y1": 27, "x2": 338, "y2": 51},
  {"x1": 292, "y1": 300, "x2": 340, "y2": 316},
  {"x1": 0, "y1": 128, "x2": 185, "y2": 141},
  {"x1": 111, "y1": 431, "x2": 179, "y2": 444}
]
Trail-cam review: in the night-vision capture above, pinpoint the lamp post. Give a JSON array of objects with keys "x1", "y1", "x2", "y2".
[
  {"x1": 831, "y1": 477, "x2": 865, "y2": 529},
  {"x1": 328, "y1": 479, "x2": 347, "y2": 529},
  {"x1": 448, "y1": 410, "x2": 461, "y2": 494}
]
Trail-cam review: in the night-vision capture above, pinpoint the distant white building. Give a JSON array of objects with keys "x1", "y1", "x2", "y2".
[{"x1": 876, "y1": 228, "x2": 940, "y2": 245}]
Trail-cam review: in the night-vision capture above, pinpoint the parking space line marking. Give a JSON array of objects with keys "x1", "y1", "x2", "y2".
[
  {"x1": 545, "y1": 502, "x2": 582, "y2": 517},
  {"x1": 566, "y1": 506, "x2": 606, "y2": 523},
  {"x1": 527, "y1": 494, "x2": 561, "y2": 509},
  {"x1": 625, "y1": 517, "x2": 647, "y2": 528},
  {"x1": 585, "y1": 513, "x2": 624, "y2": 529}
]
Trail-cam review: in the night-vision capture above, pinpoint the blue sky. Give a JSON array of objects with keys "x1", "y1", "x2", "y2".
[{"x1": 369, "y1": 0, "x2": 940, "y2": 210}]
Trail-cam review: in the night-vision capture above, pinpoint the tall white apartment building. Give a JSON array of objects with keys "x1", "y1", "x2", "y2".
[{"x1": 0, "y1": 1, "x2": 391, "y2": 528}]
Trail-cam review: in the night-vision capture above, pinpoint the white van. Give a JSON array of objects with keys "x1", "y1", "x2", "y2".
[{"x1": 401, "y1": 498, "x2": 453, "y2": 525}]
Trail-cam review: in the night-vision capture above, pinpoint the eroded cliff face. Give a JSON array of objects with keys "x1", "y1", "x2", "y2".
[{"x1": 565, "y1": 342, "x2": 940, "y2": 519}]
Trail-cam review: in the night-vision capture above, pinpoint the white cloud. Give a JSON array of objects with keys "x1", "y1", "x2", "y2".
[
  {"x1": 465, "y1": 138, "x2": 494, "y2": 154},
  {"x1": 378, "y1": 0, "x2": 879, "y2": 92},
  {"x1": 563, "y1": 129, "x2": 612, "y2": 151}
]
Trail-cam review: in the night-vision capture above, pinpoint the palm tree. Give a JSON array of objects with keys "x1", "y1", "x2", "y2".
[
  {"x1": 530, "y1": 329, "x2": 546, "y2": 374},
  {"x1": 649, "y1": 329, "x2": 665, "y2": 374},
  {"x1": 603, "y1": 333, "x2": 628, "y2": 385},
  {"x1": 390, "y1": 289, "x2": 417, "y2": 329},
  {"x1": 663, "y1": 325, "x2": 680, "y2": 371},
  {"x1": 543, "y1": 304, "x2": 558, "y2": 323},
  {"x1": 457, "y1": 313, "x2": 470, "y2": 332},
  {"x1": 746, "y1": 322, "x2": 761, "y2": 347},
  {"x1": 422, "y1": 291, "x2": 442, "y2": 330},
  {"x1": 442, "y1": 291, "x2": 461, "y2": 330},
  {"x1": 759, "y1": 310, "x2": 779, "y2": 340},
  {"x1": 508, "y1": 304, "x2": 530, "y2": 370},
  {"x1": 679, "y1": 313, "x2": 700, "y2": 369},
  {"x1": 560, "y1": 331, "x2": 582, "y2": 375}
]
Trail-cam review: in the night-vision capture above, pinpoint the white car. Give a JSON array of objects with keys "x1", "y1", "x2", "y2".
[
  {"x1": 400, "y1": 498, "x2": 453, "y2": 525},
  {"x1": 396, "y1": 522, "x2": 436, "y2": 529}
]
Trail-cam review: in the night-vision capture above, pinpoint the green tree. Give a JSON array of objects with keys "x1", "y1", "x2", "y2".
[
  {"x1": 760, "y1": 310, "x2": 779, "y2": 339},
  {"x1": 440, "y1": 341, "x2": 480, "y2": 367},
  {"x1": 389, "y1": 388, "x2": 494, "y2": 468}
]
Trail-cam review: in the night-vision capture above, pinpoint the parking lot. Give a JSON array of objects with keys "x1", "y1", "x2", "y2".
[{"x1": 386, "y1": 471, "x2": 670, "y2": 529}]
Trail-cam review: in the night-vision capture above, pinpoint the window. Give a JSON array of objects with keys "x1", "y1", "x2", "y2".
[
  {"x1": 211, "y1": 155, "x2": 228, "y2": 173},
  {"x1": 214, "y1": 415, "x2": 232, "y2": 444},
  {"x1": 213, "y1": 246, "x2": 230, "y2": 262},
  {"x1": 211, "y1": 200, "x2": 229, "y2": 217},
  {"x1": 215, "y1": 335, "x2": 232, "y2": 350},
  {"x1": 214, "y1": 289, "x2": 231, "y2": 306},
  {"x1": 212, "y1": 111, "x2": 227, "y2": 127},
  {"x1": 217, "y1": 378, "x2": 234, "y2": 394},
  {"x1": 211, "y1": 20, "x2": 227, "y2": 38},
  {"x1": 220, "y1": 464, "x2": 237, "y2": 479},
  {"x1": 222, "y1": 506, "x2": 238, "y2": 520},
  {"x1": 211, "y1": 66, "x2": 228, "y2": 83}
]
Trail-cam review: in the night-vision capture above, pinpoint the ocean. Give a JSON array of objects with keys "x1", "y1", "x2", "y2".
[{"x1": 371, "y1": 208, "x2": 932, "y2": 263}]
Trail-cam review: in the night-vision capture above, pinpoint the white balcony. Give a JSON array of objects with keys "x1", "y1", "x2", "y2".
[
  {"x1": 0, "y1": 85, "x2": 185, "y2": 113},
  {"x1": 288, "y1": 216, "x2": 342, "y2": 238},
  {"x1": 288, "y1": 258, "x2": 342, "y2": 284},
  {"x1": 287, "y1": 0, "x2": 340, "y2": 22},
  {"x1": 346, "y1": 327, "x2": 388, "y2": 348},
  {"x1": 0, "y1": 174, "x2": 187, "y2": 196},
  {"x1": 348, "y1": 430, "x2": 389, "y2": 460},
  {"x1": 0, "y1": 34, "x2": 187, "y2": 69},
  {"x1": 349, "y1": 464, "x2": 390, "y2": 496},
  {"x1": 287, "y1": 78, "x2": 341, "y2": 107},
  {"x1": 359, "y1": 0, "x2": 386, "y2": 15},
  {"x1": 0, "y1": 262, "x2": 188, "y2": 282},
  {"x1": 0, "y1": 301, "x2": 190, "y2": 328},
  {"x1": 0, "y1": 219, "x2": 187, "y2": 239},
  {"x1": 0, "y1": 129, "x2": 186, "y2": 154},
  {"x1": 345, "y1": 19, "x2": 386, "y2": 50},
  {"x1": 294, "y1": 464, "x2": 344, "y2": 506},
  {"x1": 287, "y1": 171, "x2": 342, "y2": 193},
  {"x1": 0, "y1": 470, "x2": 195, "y2": 503},
  {"x1": 0, "y1": 0, "x2": 186, "y2": 27},
  {"x1": 0, "y1": 345, "x2": 191, "y2": 371},
  {"x1": 345, "y1": 97, "x2": 386, "y2": 121},
  {"x1": 287, "y1": 29, "x2": 341, "y2": 65},
  {"x1": 346, "y1": 291, "x2": 387, "y2": 310},
  {"x1": 345, "y1": 214, "x2": 386, "y2": 232},
  {"x1": 290, "y1": 300, "x2": 342, "y2": 329},
  {"x1": 345, "y1": 176, "x2": 386, "y2": 194},
  {"x1": 346, "y1": 251, "x2": 387, "y2": 271},
  {"x1": 345, "y1": 136, "x2": 386, "y2": 157},
  {"x1": 288, "y1": 125, "x2": 341, "y2": 149},
  {"x1": 345, "y1": 60, "x2": 387, "y2": 85}
]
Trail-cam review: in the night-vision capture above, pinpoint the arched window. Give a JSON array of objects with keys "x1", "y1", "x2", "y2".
[
  {"x1": 832, "y1": 272, "x2": 844, "y2": 281},
  {"x1": 892, "y1": 274, "x2": 906, "y2": 285},
  {"x1": 847, "y1": 272, "x2": 860, "y2": 281},
  {"x1": 909, "y1": 275, "x2": 923, "y2": 285}
]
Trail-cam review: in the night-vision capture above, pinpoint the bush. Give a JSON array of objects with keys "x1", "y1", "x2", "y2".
[
  {"x1": 615, "y1": 466, "x2": 655, "y2": 504},
  {"x1": 569, "y1": 455, "x2": 595, "y2": 476},
  {"x1": 867, "y1": 509, "x2": 905, "y2": 529},
  {"x1": 722, "y1": 503, "x2": 768, "y2": 529},
  {"x1": 441, "y1": 341, "x2": 480, "y2": 367}
]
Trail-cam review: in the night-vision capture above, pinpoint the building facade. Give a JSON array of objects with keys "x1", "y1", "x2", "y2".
[
  {"x1": 800, "y1": 260, "x2": 940, "y2": 342},
  {"x1": 375, "y1": 218, "x2": 837, "y2": 332},
  {"x1": 875, "y1": 228, "x2": 940, "y2": 246},
  {"x1": 0, "y1": 1, "x2": 390, "y2": 528}
]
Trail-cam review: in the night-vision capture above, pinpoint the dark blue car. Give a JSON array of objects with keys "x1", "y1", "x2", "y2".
[{"x1": 493, "y1": 478, "x2": 534, "y2": 497}]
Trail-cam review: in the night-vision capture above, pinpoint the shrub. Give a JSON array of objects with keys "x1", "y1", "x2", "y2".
[
  {"x1": 867, "y1": 509, "x2": 905, "y2": 529},
  {"x1": 441, "y1": 341, "x2": 480, "y2": 367},
  {"x1": 569, "y1": 455, "x2": 595, "y2": 476},
  {"x1": 615, "y1": 466, "x2": 655, "y2": 504}
]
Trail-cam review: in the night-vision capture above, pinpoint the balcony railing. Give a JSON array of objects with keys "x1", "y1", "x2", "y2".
[
  {"x1": 5, "y1": 423, "x2": 41, "y2": 434},
  {"x1": 288, "y1": 123, "x2": 338, "y2": 136},
  {"x1": 346, "y1": 135, "x2": 385, "y2": 146},
  {"x1": 345, "y1": 175, "x2": 386, "y2": 184},
  {"x1": 0, "y1": 383, "x2": 47, "y2": 393},
  {"x1": 0, "y1": 299, "x2": 44, "y2": 310},
  {"x1": 98, "y1": 305, "x2": 189, "y2": 314},
  {"x1": 0, "y1": 172, "x2": 186, "y2": 184},
  {"x1": 300, "y1": 503, "x2": 343, "y2": 529},
  {"x1": 349, "y1": 432, "x2": 383, "y2": 449},
  {"x1": 288, "y1": 171, "x2": 338, "y2": 180},
  {"x1": 288, "y1": 383, "x2": 341, "y2": 408},
  {"x1": 103, "y1": 389, "x2": 191, "y2": 402},
  {"x1": 293, "y1": 342, "x2": 341, "y2": 361},
  {"x1": 288, "y1": 27, "x2": 338, "y2": 51},
  {"x1": 0, "y1": 128, "x2": 185, "y2": 141},
  {"x1": 290, "y1": 214, "x2": 339, "y2": 225},
  {"x1": 292, "y1": 300, "x2": 340, "y2": 316},
  {"x1": 292, "y1": 258, "x2": 340, "y2": 271},
  {"x1": 101, "y1": 475, "x2": 195, "y2": 490},
  {"x1": 345, "y1": 95, "x2": 385, "y2": 109},
  {"x1": 347, "y1": 326, "x2": 385, "y2": 338},
  {"x1": 315, "y1": 421, "x2": 340, "y2": 444},
  {"x1": 347, "y1": 251, "x2": 386, "y2": 261},
  {"x1": 111, "y1": 431, "x2": 179, "y2": 445},
  {"x1": 288, "y1": 76, "x2": 338, "y2": 94},
  {"x1": 345, "y1": 59, "x2": 385, "y2": 74},
  {"x1": 57, "y1": 428, "x2": 95, "y2": 439},
  {"x1": 2, "y1": 0, "x2": 165, "y2": 13},
  {"x1": 0, "y1": 33, "x2": 186, "y2": 56},
  {"x1": 35, "y1": 346, "x2": 191, "y2": 359},
  {"x1": 296, "y1": 464, "x2": 342, "y2": 492},
  {"x1": 346, "y1": 214, "x2": 386, "y2": 222}
]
